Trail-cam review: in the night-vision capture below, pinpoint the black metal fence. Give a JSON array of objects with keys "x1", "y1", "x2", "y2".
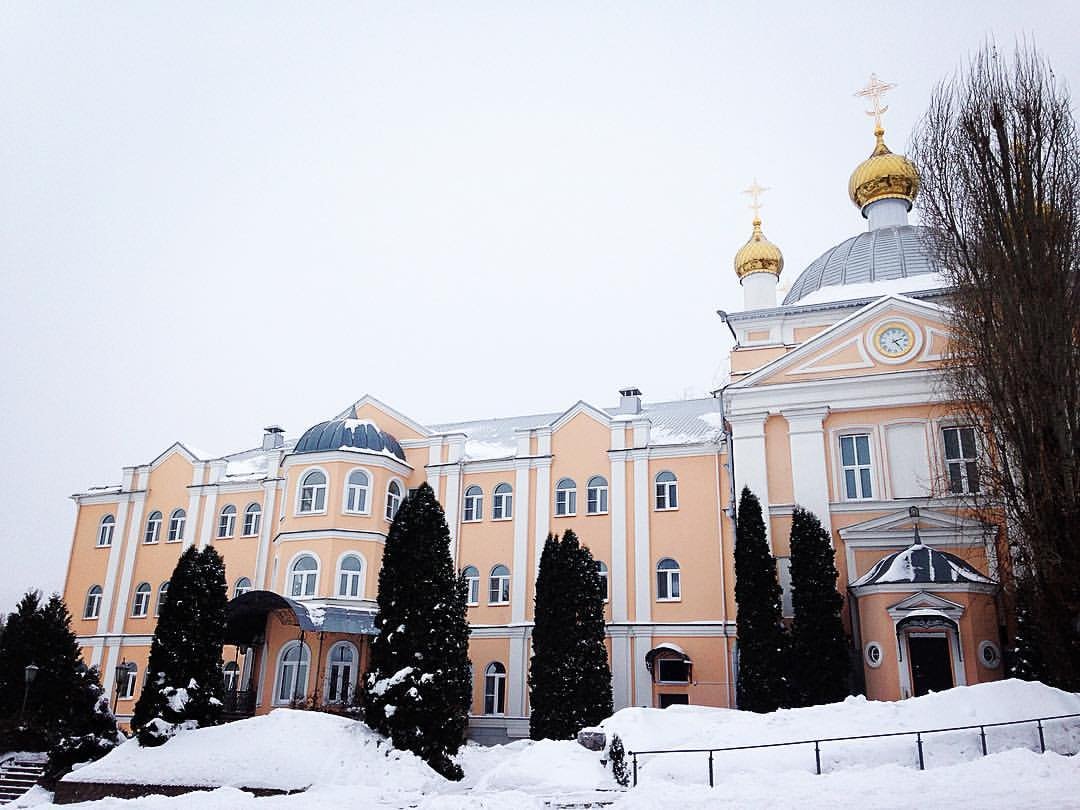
[{"x1": 627, "y1": 712, "x2": 1080, "y2": 787}]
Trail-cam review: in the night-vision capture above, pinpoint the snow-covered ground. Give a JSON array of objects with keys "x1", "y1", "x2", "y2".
[{"x1": 19, "y1": 680, "x2": 1079, "y2": 809}]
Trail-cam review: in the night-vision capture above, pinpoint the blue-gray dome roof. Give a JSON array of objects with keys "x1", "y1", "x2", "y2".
[
  {"x1": 783, "y1": 225, "x2": 941, "y2": 305},
  {"x1": 852, "y1": 542, "x2": 993, "y2": 587},
  {"x1": 295, "y1": 419, "x2": 406, "y2": 461}
]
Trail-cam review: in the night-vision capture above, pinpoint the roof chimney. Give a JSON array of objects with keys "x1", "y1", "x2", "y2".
[
  {"x1": 617, "y1": 387, "x2": 643, "y2": 415},
  {"x1": 262, "y1": 425, "x2": 285, "y2": 450}
]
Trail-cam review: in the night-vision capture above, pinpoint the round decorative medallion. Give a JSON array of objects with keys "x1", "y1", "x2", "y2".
[
  {"x1": 864, "y1": 641, "x2": 884, "y2": 668},
  {"x1": 978, "y1": 640, "x2": 1001, "y2": 669}
]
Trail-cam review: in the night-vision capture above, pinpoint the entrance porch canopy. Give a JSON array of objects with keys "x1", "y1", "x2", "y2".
[{"x1": 225, "y1": 590, "x2": 378, "y2": 646}]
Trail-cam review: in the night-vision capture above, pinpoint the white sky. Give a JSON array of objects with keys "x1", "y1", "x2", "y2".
[{"x1": 2, "y1": 2, "x2": 1078, "y2": 614}]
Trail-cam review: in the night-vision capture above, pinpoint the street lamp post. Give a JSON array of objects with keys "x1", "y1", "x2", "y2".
[{"x1": 18, "y1": 663, "x2": 39, "y2": 730}]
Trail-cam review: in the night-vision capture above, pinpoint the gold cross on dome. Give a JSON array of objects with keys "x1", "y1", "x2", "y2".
[
  {"x1": 854, "y1": 73, "x2": 897, "y2": 130},
  {"x1": 743, "y1": 179, "x2": 769, "y2": 220}
]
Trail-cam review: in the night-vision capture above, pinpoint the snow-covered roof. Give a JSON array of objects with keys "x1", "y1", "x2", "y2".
[{"x1": 852, "y1": 542, "x2": 994, "y2": 588}]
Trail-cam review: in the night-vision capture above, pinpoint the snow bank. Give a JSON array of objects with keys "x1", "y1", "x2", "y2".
[
  {"x1": 63, "y1": 709, "x2": 442, "y2": 793},
  {"x1": 602, "y1": 679, "x2": 1080, "y2": 786},
  {"x1": 458, "y1": 738, "x2": 613, "y2": 794}
]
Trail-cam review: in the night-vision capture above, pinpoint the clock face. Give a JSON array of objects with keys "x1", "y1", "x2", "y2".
[{"x1": 874, "y1": 323, "x2": 916, "y2": 358}]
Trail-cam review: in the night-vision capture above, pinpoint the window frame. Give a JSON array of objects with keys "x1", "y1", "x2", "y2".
[
  {"x1": 462, "y1": 565, "x2": 480, "y2": 606},
  {"x1": 97, "y1": 515, "x2": 115, "y2": 548},
  {"x1": 555, "y1": 478, "x2": 577, "y2": 517},
  {"x1": 655, "y1": 471, "x2": 679, "y2": 511},
  {"x1": 233, "y1": 577, "x2": 253, "y2": 599},
  {"x1": 656, "y1": 558, "x2": 682, "y2": 602},
  {"x1": 296, "y1": 468, "x2": 329, "y2": 515},
  {"x1": 385, "y1": 479, "x2": 404, "y2": 521},
  {"x1": 336, "y1": 553, "x2": 364, "y2": 599},
  {"x1": 595, "y1": 560, "x2": 609, "y2": 603},
  {"x1": 167, "y1": 508, "x2": 186, "y2": 543},
  {"x1": 84, "y1": 585, "x2": 103, "y2": 620},
  {"x1": 223, "y1": 661, "x2": 241, "y2": 693},
  {"x1": 242, "y1": 503, "x2": 262, "y2": 536},
  {"x1": 343, "y1": 468, "x2": 372, "y2": 515},
  {"x1": 839, "y1": 433, "x2": 875, "y2": 500},
  {"x1": 131, "y1": 582, "x2": 152, "y2": 617},
  {"x1": 586, "y1": 476, "x2": 609, "y2": 515},
  {"x1": 941, "y1": 425, "x2": 981, "y2": 495},
  {"x1": 463, "y1": 485, "x2": 484, "y2": 523},
  {"x1": 488, "y1": 564, "x2": 511, "y2": 605},
  {"x1": 656, "y1": 658, "x2": 691, "y2": 684},
  {"x1": 217, "y1": 504, "x2": 237, "y2": 539},
  {"x1": 144, "y1": 511, "x2": 163, "y2": 544},
  {"x1": 288, "y1": 553, "x2": 320, "y2": 599},
  {"x1": 155, "y1": 581, "x2": 170, "y2": 617},
  {"x1": 492, "y1": 483, "x2": 513, "y2": 521},
  {"x1": 324, "y1": 641, "x2": 359, "y2": 705},
  {"x1": 483, "y1": 662, "x2": 507, "y2": 715},
  {"x1": 274, "y1": 641, "x2": 311, "y2": 705},
  {"x1": 117, "y1": 664, "x2": 138, "y2": 700}
]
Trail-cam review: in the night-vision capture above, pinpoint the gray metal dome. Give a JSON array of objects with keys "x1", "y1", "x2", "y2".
[
  {"x1": 852, "y1": 542, "x2": 993, "y2": 587},
  {"x1": 783, "y1": 225, "x2": 941, "y2": 305},
  {"x1": 295, "y1": 418, "x2": 406, "y2": 461}
]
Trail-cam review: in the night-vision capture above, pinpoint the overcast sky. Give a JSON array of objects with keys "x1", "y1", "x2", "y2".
[{"x1": 1, "y1": 2, "x2": 1077, "y2": 614}]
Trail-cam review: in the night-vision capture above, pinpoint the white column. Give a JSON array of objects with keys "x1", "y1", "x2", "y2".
[
  {"x1": 632, "y1": 633, "x2": 653, "y2": 707},
  {"x1": 609, "y1": 442, "x2": 629, "y2": 623},
  {"x1": 631, "y1": 450, "x2": 651, "y2": 623},
  {"x1": 610, "y1": 633, "x2": 632, "y2": 710},
  {"x1": 253, "y1": 480, "x2": 277, "y2": 590},
  {"x1": 426, "y1": 443, "x2": 442, "y2": 493},
  {"x1": 783, "y1": 407, "x2": 832, "y2": 535},
  {"x1": 533, "y1": 460, "x2": 551, "y2": 575},
  {"x1": 109, "y1": 492, "x2": 146, "y2": 634},
  {"x1": 511, "y1": 460, "x2": 531, "y2": 624},
  {"x1": 729, "y1": 412, "x2": 772, "y2": 548},
  {"x1": 96, "y1": 494, "x2": 131, "y2": 636},
  {"x1": 184, "y1": 463, "x2": 205, "y2": 550},
  {"x1": 198, "y1": 488, "x2": 219, "y2": 550},
  {"x1": 506, "y1": 632, "x2": 527, "y2": 716},
  {"x1": 100, "y1": 640, "x2": 121, "y2": 698}
]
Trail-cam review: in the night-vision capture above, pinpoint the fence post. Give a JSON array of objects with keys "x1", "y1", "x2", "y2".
[
  {"x1": 814, "y1": 741, "x2": 821, "y2": 775},
  {"x1": 708, "y1": 751, "x2": 714, "y2": 787},
  {"x1": 916, "y1": 732, "x2": 925, "y2": 770},
  {"x1": 632, "y1": 753, "x2": 638, "y2": 787},
  {"x1": 979, "y1": 726, "x2": 987, "y2": 756},
  {"x1": 1037, "y1": 720, "x2": 1045, "y2": 753}
]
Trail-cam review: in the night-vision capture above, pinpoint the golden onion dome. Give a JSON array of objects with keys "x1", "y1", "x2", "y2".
[
  {"x1": 848, "y1": 127, "x2": 920, "y2": 212},
  {"x1": 734, "y1": 217, "x2": 784, "y2": 280}
]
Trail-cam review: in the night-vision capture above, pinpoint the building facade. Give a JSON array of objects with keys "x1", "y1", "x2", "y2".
[{"x1": 61, "y1": 84, "x2": 1006, "y2": 742}]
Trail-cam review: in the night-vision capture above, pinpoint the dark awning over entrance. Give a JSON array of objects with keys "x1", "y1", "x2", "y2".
[
  {"x1": 225, "y1": 590, "x2": 378, "y2": 646},
  {"x1": 895, "y1": 610, "x2": 959, "y2": 635}
]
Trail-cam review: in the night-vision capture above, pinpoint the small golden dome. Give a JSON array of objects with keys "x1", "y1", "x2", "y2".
[
  {"x1": 735, "y1": 218, "x2": 784, "y2": 280},
  {"x1": 848, "y1": 128, "x2": 920, "y2": 212}
]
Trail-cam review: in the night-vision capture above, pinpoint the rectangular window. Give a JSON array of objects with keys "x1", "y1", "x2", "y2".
[
  {"x1": 943, "y1": 426, "x2": 980, "y2": 494},
  {"x1": 656, "y1": 659, "x2": 690, "y2": 683},
  {"x1": 587, "y1": 487, "x2": 608, "y2": 514},
  {"x1": 839, "y1": 434, "x2": 873, "y2": 499},
  {"x1": 777, "y1": 557, "x2": 794, "y2": 618}
]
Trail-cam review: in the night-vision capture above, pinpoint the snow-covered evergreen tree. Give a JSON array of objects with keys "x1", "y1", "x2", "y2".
[
  {"x1": 608, "y1": 734, "x2": 629, "y2": 787},
  {"x1": 788, "y1": 507, "x2": 850, "y2": 706},
  {"x1": 734, "y1": 487, "x2": 789, "y2": 712},
  {"x1": 529, "y1": 529, "x2": 612, "y2": 740},
  {"x1": 132, "y1": 546, "x2": 228, "y2": 746},
  {"x1": 364, "y1": 482, "x2": 471, "y2": 780}
]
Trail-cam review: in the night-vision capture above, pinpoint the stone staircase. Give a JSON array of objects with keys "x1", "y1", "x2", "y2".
[{"x1": 0, "y1": 758, "x2": 46, "y2": 805}]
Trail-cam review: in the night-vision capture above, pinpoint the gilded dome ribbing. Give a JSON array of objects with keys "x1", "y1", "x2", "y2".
[
  {"x1": 848, "y1": 127, "x2": 920, "y2": 212},
  {"x1": 734, "y1": 218, "x2": 784, "y2": 280}
]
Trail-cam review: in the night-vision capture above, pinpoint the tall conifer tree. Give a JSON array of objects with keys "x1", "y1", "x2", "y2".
[
  {"x1": 788, "y1": 507, "x2": 850, "y2": 706},
  {"x1": 132, "y1": 546, "x2": 228, "y2": 745},
  {"x1": 734, "y1": 487, "x2": 789, "y2": 712},
  {"x1": 530, "y1": 530, "x2": 612, "y2": 740},
  {"x1": 364, "y1": 482, "x2": 471, "y2": 780}
]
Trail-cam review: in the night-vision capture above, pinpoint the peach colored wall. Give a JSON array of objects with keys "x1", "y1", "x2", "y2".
[
  {"x1": 793, "y1": 325, "x2": 829, "y2": 343},
  {"x1": 467, "y1": 637, "x2": 512, "y2": 716},
  {"x1": 457, "y1": 470, "x2": 517, "y2": 626},
  {"x1": 731, "y1": 346, "x2": 789, "y2": 375},
  {"x1": 111, "y1": 644, "x2": 152, "y2": 712},
  {"x1": 351, "y1": 403, "x2": 426, "y2": 442},
  {"x1": 272, "y1": 537, "x2": 385, "y2": 600},
  {"x1": 769, "y1": 515, "x2": 793, "y2": 558},
  {"x1": 746, "y1": 330, "x2": 771, "y2": 342},
  {"x1": 279, "y1": 460, "x2": 407, "y2": 535},
  {"x1": 764, "y1": 415, "x2": 794, "y2": 505},
  {"x1": 649, "y1": 635, "x2": 733, "y2": 708},
  {"x1": 64, "y1": 501, "x2": 119, "y2": 634},
  {"x1": 649, "y1": 455, "x2": 724, "y2": 623}
]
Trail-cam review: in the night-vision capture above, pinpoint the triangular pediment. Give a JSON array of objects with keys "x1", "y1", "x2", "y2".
[
  {"x1": 149, "y1": 441, "x2": 201, "y2": 469},
  {"x1": 549, "y1": 400, "x2": 611, "y2": 431},
  {"x1": 839, "y1": 507, "x2": 989, "y2": 541},
  {"x1": 888, "y1": 591, "x2": 965, "y2": 615},
  {"x1": 333, "y1": 394, "x2": 432, "y2": 439},
  {"x1": 732, "y1": 295, "x2": 951, "y2": 388}
]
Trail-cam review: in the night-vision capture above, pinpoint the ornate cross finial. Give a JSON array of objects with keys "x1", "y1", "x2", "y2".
[
  {"x1": 743, "y1": 178, "x2": 769, "y2": 221},
  {"x1": 854, "y1": 73, "x2": 897, "y2": 131}
]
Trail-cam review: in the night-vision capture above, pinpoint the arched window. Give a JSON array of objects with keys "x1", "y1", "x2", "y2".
[
  {"x1": 131, "y1": 582, "x2": 152, "y2": 617},
  {"x1": 118, "y1": 663, "x2": 138, "y2": 700},
  {"x1": 218, "y1": 505, "x2": 237, "y2": 538},
  {"x1": 488, "y1": 564, "x2": 510, "y2": 605},
  {"x1": 463, "y1": 485, "x2": 483, "y2": 522},
  {"x1": 223, "y1": 661, "x2": 240, "y2": 693},
  {"x1": 655, "y1": 471, "x2": 679, "y2": 510},
  {"x1": 344, "y1": 469, "x2": 371, "y2": 514},
  {"x1": 483, "y1": 663, "x2": 506, "y2": 715},
  {"x1": 555, "y1": 478, "x2": 577, "y2": 516},
  {"x1": 656, "y1": 558, "x2": 681, "y2": 601},
  {"x1": 155, "y1": 581, "x2": 170, "y2": 616},
  {"x1": 243, "y1": 503, "x2": 262, "y2": 536},
  {"x1": 337, "y1": 554, "x2": 363, "y2": 599},
  {"x1": 275, "y1": 642, "x2": 310, "y2": 704},
  {"x1": 167, "y1": 509, "x2": 186, "y2": 542},
  {"x1": 298, "y1": 470, "x2": 328, "y2": 514},
  {"x1": 290, "y1": 555, "x2": 319, "y2": 598},
  {"x1": 84, "y1": 585, "x2": 103, "y2": 620},
  {"x1": 326, "y1": 642, "x2": 357, "y2": 704},
  {"x1": 233, "y1": 577, "x2": 253, "y2": 598},
  {"x1": 492, "y1": 483, "x2": 513, "y2": 520},
  {"x1": 462, "y1": 565, "x2": 480, "y2": 605},
  {"x1": 595, "y1": 560, "x2": 609, "y2": 602},
  {"x1": 97, "y1": 515, "x2": 115, "y2": 548},
  {"x1": 385, "y1": 480, "x2": 403, "y2": 521},
  {"x1": 587, "y1": 476, "x2": 609, "y2": 515},
  {"x1": 144, "y1": 511, "x2": 162, "y2": 544}
]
